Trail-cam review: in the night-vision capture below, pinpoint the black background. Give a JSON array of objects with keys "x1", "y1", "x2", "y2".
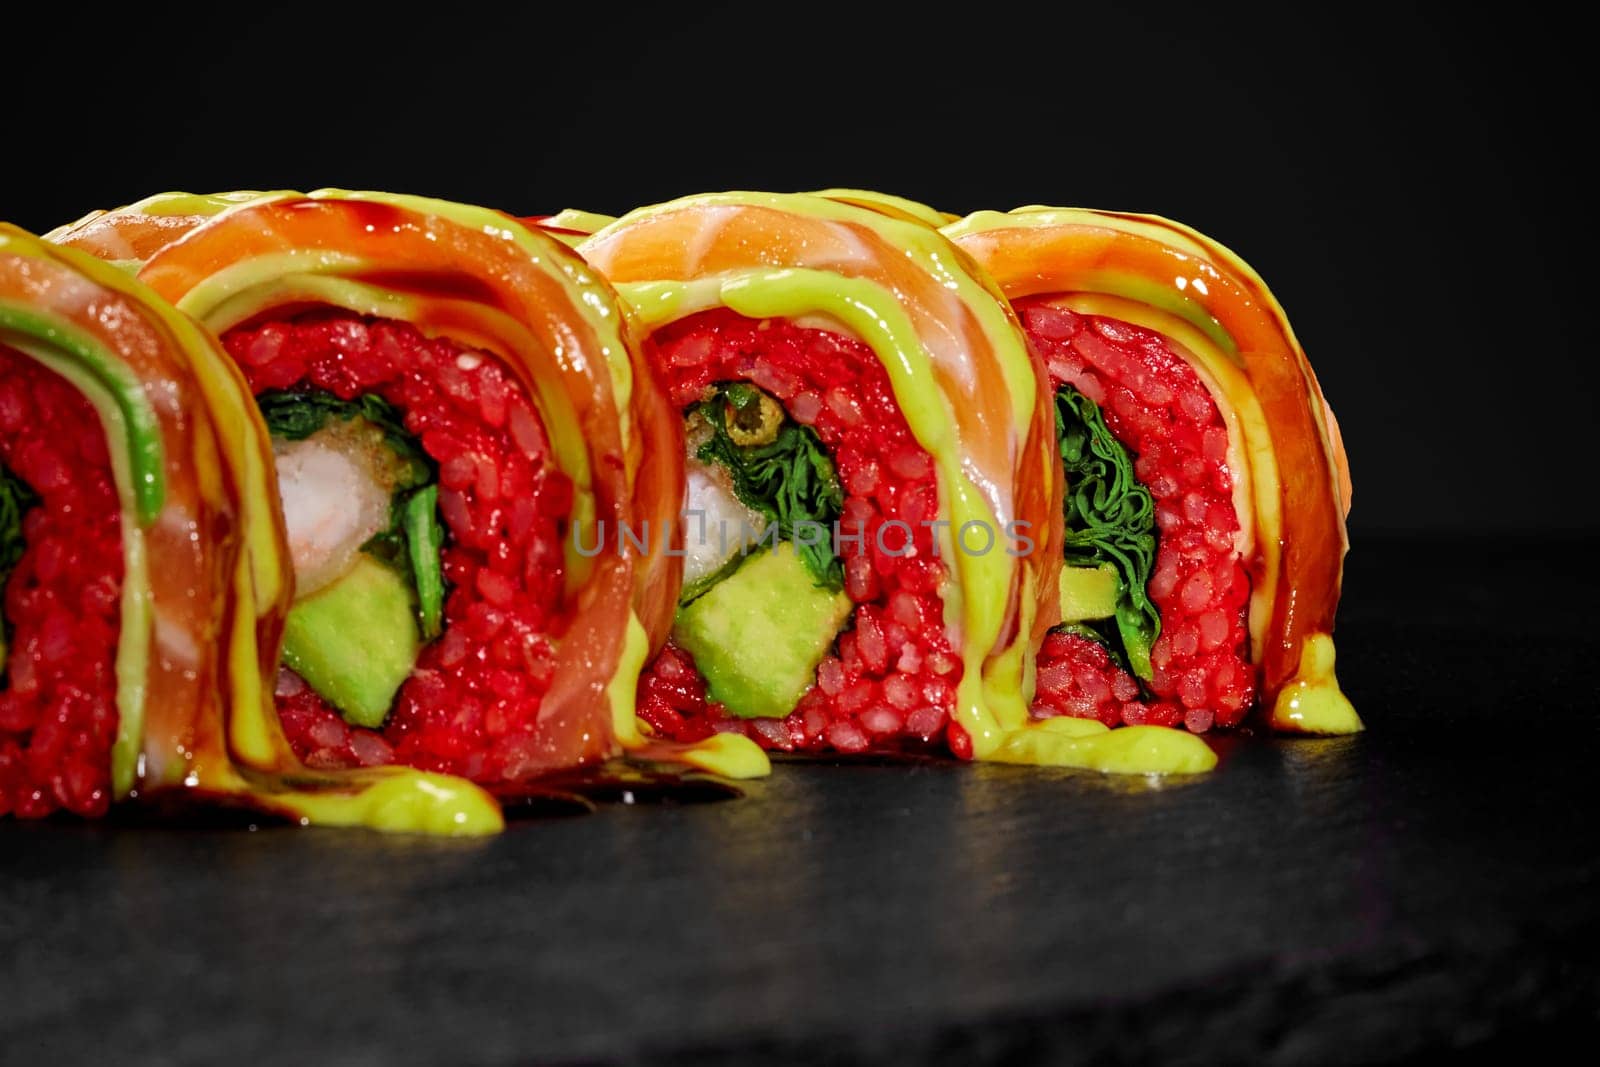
[{"x1": 5, "y1": 4, "x2": 1592, "y2": 535}]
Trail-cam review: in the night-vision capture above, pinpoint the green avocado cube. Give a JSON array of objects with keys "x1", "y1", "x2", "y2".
[
  {"x1": 672, "y1": 543, "x2": 853, "y2": 719},
  {"x1": 282, "y1": 555, "x2": 420, "y2": 729},
  {"x1": 1059, "y1": 565, "x2": 1119, "y2": 622}
]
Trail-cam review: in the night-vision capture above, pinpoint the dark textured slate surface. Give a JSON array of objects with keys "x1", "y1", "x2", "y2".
[{"x1": 3, "y1": 538, "x2": 1597, "y2": 1065}]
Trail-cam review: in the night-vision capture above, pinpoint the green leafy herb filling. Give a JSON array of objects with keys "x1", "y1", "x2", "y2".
[
  {"x1": 1056, "y1": 386, "x2": 1160, "y2": 679},
  {"x1": 694, "y1": 383, "x2": 845, "y2": 590},
  {"x1": 0, "y1": 462, "x2": 38, "y2": 672},
  {"x1": 257, "y1": 389, "x2": 446, "y2": 639}
]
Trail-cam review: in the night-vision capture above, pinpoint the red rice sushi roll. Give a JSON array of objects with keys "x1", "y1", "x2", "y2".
[
  {"x1": 1, "y1": 224, "x2": 499, "y2": 832},
  {"x1": 60, "y1": 190, "x2": 764, "y2": 787},
  {"x1": 946, "y1": 208, "x2": 1358, "y2": 735}
]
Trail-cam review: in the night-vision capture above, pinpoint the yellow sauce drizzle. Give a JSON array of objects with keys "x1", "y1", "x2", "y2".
[
  {"x1": 812, "y1": 188, "x2": 956, "y2": 227},
  {"x1": 135, "y1": 190, "x2": 271, "y2": 217},
  {"x1": 263, "y1": 769, "x2": 505, "y2": 835},
  {"x1": 1270, "y1": 632, "x2": 1362, "y2": 735},
  {"x1": 543, "y1": 208, "x2": 617, "y2": 239},
  {"x1": 607, "y1": 614, "x2": 772, "y2": 780},
  {"x1": 986, "y1": 718, "x2": 1218, "y2": 774}
]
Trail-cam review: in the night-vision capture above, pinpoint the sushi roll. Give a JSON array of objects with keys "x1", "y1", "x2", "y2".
[
  {"x1": 0, "y1": 225, "x2": 499, "y2": 832},
  {"x1": 63, "y1": 190, "x2": 765, "y2": 785},
  {"x1": 581, "y1": 192, "x2": 1212, "y2": 772},
  {"x1": 945, "y1": 208, "x2": 1358, "y2": 735}
]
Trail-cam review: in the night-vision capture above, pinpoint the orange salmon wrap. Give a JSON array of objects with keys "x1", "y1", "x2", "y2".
[
  {"x1": 49, "y1": 192, "x2": 269, "y2": 269},
  {"x1": 945, "y1": 208, "x2": 1358, "y2": 735},
  {"x1": 580, "y1": 191, "x2": 1214, "y2": 773},
  {"x1": 0, "y1": 224, "x2": 501, "y2": 833},
  {"x1": 58, "y1": 191, "x2": 765, "y2": 785}
]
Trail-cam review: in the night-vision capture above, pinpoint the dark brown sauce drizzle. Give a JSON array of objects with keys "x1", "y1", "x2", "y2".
[
  {"x1": 354, "y1": 270, "x2": 508, "y2": 310},
  {"x1": 491, "y1": 762, "x2": 745, "y2": 820},
  {"x1": 103, "y1": 790, "x2": 297, "y2": 831},
  {"x1": 769, "y1": 750, "x2": 953, "y2": 769}
]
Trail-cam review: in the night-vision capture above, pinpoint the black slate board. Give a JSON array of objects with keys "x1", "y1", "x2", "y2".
[{"x1": 3, "y1": 537, "x2": 1598, "y2": 1064}]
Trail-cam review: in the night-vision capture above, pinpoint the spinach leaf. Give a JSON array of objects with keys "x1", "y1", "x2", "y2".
[
  {"x1": 257, "y1": 389, "x2": 428, "y2": 476},
  {"x1": 403, "y1": 486, "x2": 446, "y2": 640},
  {"x1": 258, "y1": 388, "x2": 446, "y2": 640},
  {"x1": 0, "y1": 463, "x2": 38, "y2": 672},
  {"x1": 1056, "y1": 386, "x2": 1160, "y2": 680},
  {"x1": 0, "y1": 464, "x2": 33, "y2": 582},
  {"x1": 695, "y1": 385, "x2": 845, "y2": 589}
]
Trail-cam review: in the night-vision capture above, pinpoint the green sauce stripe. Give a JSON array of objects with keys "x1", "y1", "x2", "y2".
[{"x1": 0, "y1": 303, "x2": 165, "y2": 524}]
